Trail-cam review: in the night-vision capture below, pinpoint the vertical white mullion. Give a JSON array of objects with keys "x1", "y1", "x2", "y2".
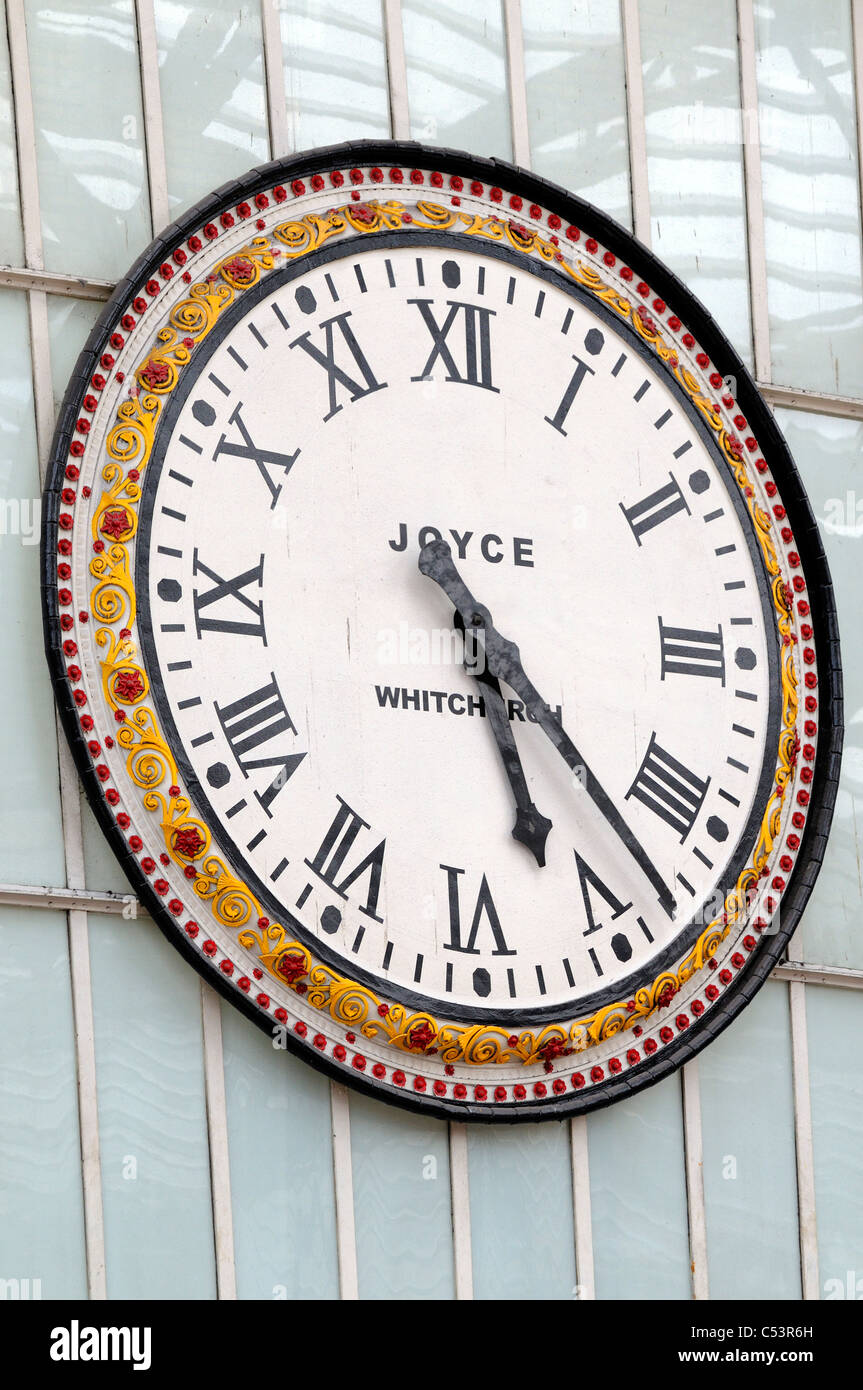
[
  {"x1": 383, "y1": 0, "x2": 410, "y2": 141},
  {"x1": 736, "y1": 0, "x2": 771, "y2": 383},
  {"x1": 448, "y1": 1122, "x2": 474, "y2": 1299},
  {"x1": 201, "y1": 987, "x2": 237, "y2": 1299},
  {"x1": 9, "y1": 0, "x2": 108, "y2": 1301},
  {"x1": 260, "y1": 0, "x2": 290, "y2": 159},
  {"x1": 503, "y1": 0, "x2": 531, "y2": 167},
  {"x1": 6, "y1": 0, "x2": 43, "y2": 270},
  {"x1": 852, "y1": 2, "x2": 863, "y2": 243},
  {"x1": 134, "y1": 0, "x2": 170, "y2": 232},
  {"x1": 789, "y1": 981, "x2": 819, "y2": 1299},
  {"x1": 682, "y1": 1060, "x2": 709, "y2": 1299},
  {"x1": 330, "y1": 1083, "x2": 359, "y2": 1299},
  {"x1": 620, "y1": 0, "x2": 651, "y2": 244},
  {"x1": 570, "y1": 1117, "x2": 595, "y2": 1299}
]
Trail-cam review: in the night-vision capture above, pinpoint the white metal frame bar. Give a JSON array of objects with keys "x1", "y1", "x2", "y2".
[
  {"x1": 448, "y1": 1122, "x2": 474, "y2": 1299},
  {"x1": 682, "y1": 1061, "x2": 709, "y2": 1299},
  {"x1": 6, "y1": 0, "x2": 107, "y2": 1302},
  {"x1": 737, "y1": 0, "x2": 772, "y2": 383},
  {"x1": 383, "y1": 0, "x2": 411, "y2": 141},
  {"x1": 0, "y1": 266, "x2": 114, "y2": 299},
  {"x1": 503, "y1": 0, "x2": 531, "y2": 166},
  {"x1": 201, "y1": 987, "x2": 237, "y2": 1299},
  {"x1": 570, "y1": 1116, "x2": 595, "y2": 1299},
  {"x1": 260, "y1": 0, "x2": 290, "y2": 159},
  {"x1": 620, "y1": 0, "x2": 651, "y2": 243},
  {"x1": 854, "y1": 0, "x2": 863, "y2": 243},
  {"x1": 789, "y1": 982, "x2": 819, "y2": 1299},
  {"x1": 330, "y1": 1083, "x2": 359, "y2": 1298},
  {"x1": 134, "y1": 0, "x2": 170, "y2": 233}
]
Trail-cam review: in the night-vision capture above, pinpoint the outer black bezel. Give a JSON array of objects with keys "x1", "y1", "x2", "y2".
[{"x1": 41, "y1": 139, "x2": 844, "y2": 1123}]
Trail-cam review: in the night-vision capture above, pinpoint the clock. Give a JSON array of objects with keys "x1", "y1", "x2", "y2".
[{"x1": 42, "y1": 141, "x2": 842, "y2": 1120}]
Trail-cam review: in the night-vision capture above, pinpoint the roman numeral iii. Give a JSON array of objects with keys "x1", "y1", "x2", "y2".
[
  {"x1": 626, "y1": 733, "x2": 710, "y2": 841},
  {"x1": 659, "y1": 618, "x2": 725, "y2": 683}
]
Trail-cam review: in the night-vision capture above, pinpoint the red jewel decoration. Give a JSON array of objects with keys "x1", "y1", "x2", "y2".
[
  {"x1": 100, "y1": 508, "x2": 132, "y2": 540},
  {"x1": 676, "y1": 1014, "x2": 690, "y2": 1031},
  {"x1": 585, "y1": 237, "x2": 598, "y2": 253},
  {"x1": 603, "y1": 251, "x2": 616, "y2": 267},
  {"x1": 409, "y1": 169, "x2": 423, "y2": 185},
  {"x1": 608, "y1": 1057, "x2": 622, "y2": 1074},
  {"x1": 278, "y1": 951, "x2": 309, "y2": 984},
  {"x1": 533, "y1": 1082, "x2": 547, "y2": 1098},
  {"x1": 590, "y1": 1065, "x2": 604, "y2": 1082},
  {"x1": 160, "y1": 263, "x2": 173, "y2": 280},
  {"x1": 372, "y1": 1062, "x2": 386, "y2": 1079},
  {"x1": 571, "y1": 1073, "x2": 585, "y2": 1089},
  {"x1": 169, "y1": 899, "x2": 183, "y2": 916},
  {"x1": 203, "y1": 222, "x2": 218, "y2": 239},
  {"x1": 626, "y1": 1049, "x2": 640, "y2": 1065},
  {"x1": 129, "y1": 835, "x2": 143, "y2": 852},
  {"x1": 529, "y1": 203, "x2": 541, "y2": 219},
  {"x1": 392, "y1": 1069, "x2": 406, "y2": 1086},
  {"x1": 659, "y1": 1027, "x2": 673, "y2": 1043},
  {"x1": 453, "y1": 1083, "x2": 467, "y2": 1099},
  {"x1": 313, "y1": 1033, "x2": 326, "y2": 1050},
  {"x1": 69, "y1": 441, "x2": 85, "y2": 457},
  {"x1": 390, "y1": 168, "x2": 403, "y2": 183},
  {"x1": 116, "y1": 812, "x2": 130, "y2": 830},
  {"x1": 413, "y1": 1077, "x2": 427, "y2": 1092},
  {"x1": 333, "y1": 1044, "x2": 346, "y2": 1062},
  {"x1": 353, "y1": 1056, "x2": 367, "y2": 1071},
  {"x1": 173, "y1": 827, "x2": 205, "y2": 859},
  {"x1": 256, "y1": 994, "x2": 270, "y2": 1009},
  {"x1": 154, "y1": 879, "x2": 170, "y2": 896},
  {"x1": 113, "y1": 669, "x2": 145, "y2": 703},
  {"x1": 552, "y1": 1078, "x2": 566, "y2": 1094},
  {"x1": 644, "y1": 1038, "x2": 657, "y2": 1054},
  {"x1": 223, "y1": 256, "x2": 255, "y2": 284},
  {"x1": 682, "y1": 332, "x2": 695, "y2": 348},
  {"x1": 185, "y1": 922, "x2": 198, "y2": 938},
  {"x1": 220, "y1": 212, "x2": 235, "y2": 229},
  {"x1": 566, "y1": 225, "x2": 580, "y2": 241}
]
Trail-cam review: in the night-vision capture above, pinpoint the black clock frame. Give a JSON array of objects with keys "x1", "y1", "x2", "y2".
[{"x1": 42, "y1": 139, "x2": 844, "y2": 1122}]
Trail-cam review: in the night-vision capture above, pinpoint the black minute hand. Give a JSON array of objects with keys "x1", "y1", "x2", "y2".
[
  {"x1": 419, "y1": 538, "x2": 676, "y2": 918},
  {"x1": 454, "y1": 613, "x2": 552, "y2": 867}
]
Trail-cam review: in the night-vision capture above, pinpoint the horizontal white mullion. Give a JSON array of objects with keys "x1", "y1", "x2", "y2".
[
  {"x1": 0, "y1": 265, "x2": 114, "y2": 299},
  {"x1": 0, "y1": 883, "x2": 147, "y2": 917},
  {"x1": 773, "y1": 961, "x2": 863, "y2": 992},
  {"x1": 760, "y1": 381, "x2": 863, "y2": 421}
]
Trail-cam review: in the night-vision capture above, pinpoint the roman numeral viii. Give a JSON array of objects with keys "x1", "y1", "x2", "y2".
[
  {"x1": 626, "y1": 733, "x2": 709, "y2": 842},
  {"x1": 306, "y1": 797, "x2": 386, "y2": 922},
  {"x1": 659, "y1": 618, "x2": 725, "y2": 683},
  {"x1": 213, "y1": 402, "x2": 300, "y2": 509},
  {"x1": 410, "y1": 299, "x2": 498, "y2": 391},
  {"x1": 290, "y1": 311, "x2": 386, "y2": 421},
  {"x1": 215, "y1": 674, "x2": 306, "y2": 815},
  {"x1": 193, "y1": 551, "x2": 266, "y2": 642},
  {"x1": 620, "y1": 473, "x2": 690, "y2": 544}
]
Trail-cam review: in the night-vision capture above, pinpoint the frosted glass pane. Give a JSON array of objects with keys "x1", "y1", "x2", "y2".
[
  {"x1": 755, "y1": 0, "x2": 863, "y2": 396},
  {"x1": 280, "y1": 0, "x2": 390, "y2": 150},
  {"x1": 640, "y1": 0, "x2": 752, "y2": 366},
  {"x1": 0, "y1": 2, "x2": 23, "y2": 265},
  {"x1": 807, "y1": 985, "x2": 863, "y2": 1297},
  {"x1": 156, "y1": 0, "x2": 268, "y2": 217},
  {"x1": 775, "y1": 408, "x2": 863, "y2": 970},
  {"x1": 699, "y1": 982, "x2": 800, "y2": 1298},
  {"x1": 589, "y1": 1073, "x2": 691, "y2": 1298},
  {"x1": 469, "y1": 1122, "x2": 576, "y2": 1300},
  {"x1": 522, "y1": 0, "x2": 630, "y2": 230},
  {"x1": 26, "y1": 0, "x2": 151, "y2": 279},
  {"x1": 89, "y1": 913, "x2": 217, "y2": 1299},
  {"x1": 0, "y1": 906, "x2": 88, "y2": 1299},
  {"x1": 0, "y1": 290, "x2": 67, "y2": 886},
  {"x1": 47, "y1": 295, "x2": 104, "y2": 416},
  {"x1": 404, "y1": 0, "x2": 511, "y2": 160},
  {"x1": 220, "y1": 1001, "x2": 339, "y2": 1300},
  {"x1": 350, "y1": 1093, "x2": 454, "y2": 1300}
]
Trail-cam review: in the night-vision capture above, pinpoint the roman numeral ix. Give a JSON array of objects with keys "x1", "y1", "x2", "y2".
[{"x1": 193, "y1": 551, "x2": 266, "y2": 642}]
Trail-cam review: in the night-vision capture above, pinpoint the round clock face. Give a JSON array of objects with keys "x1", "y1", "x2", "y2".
[{"x1": 43, "y1": 143, "x2": 841, "y2": 1120}]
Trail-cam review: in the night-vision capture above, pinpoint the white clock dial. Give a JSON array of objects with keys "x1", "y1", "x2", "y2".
[{"x1": 140, "y1": 241, "x2": 777, "y2": 1015}]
